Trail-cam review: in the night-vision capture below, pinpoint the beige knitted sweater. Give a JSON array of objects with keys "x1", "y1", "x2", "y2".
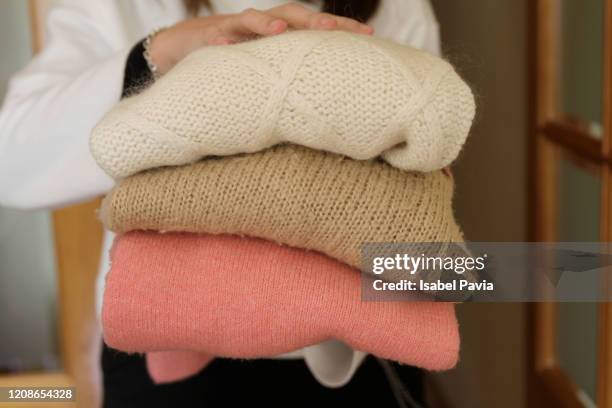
[
  {"x1": 99, "y1": 145, "x2": 463, "y2": 270},
  {"x1": 90, "y1": 30, "x2": 475, "y2": 179}
]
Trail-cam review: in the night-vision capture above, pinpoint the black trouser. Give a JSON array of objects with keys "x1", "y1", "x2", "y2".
[{"x1": 101, "y1": 344, "x2": 425, "y2": 407}]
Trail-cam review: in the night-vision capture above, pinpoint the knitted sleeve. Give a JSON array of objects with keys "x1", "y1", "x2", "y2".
[{"x1": 91, "y1": 31, "x2": 475, "y2": 179}]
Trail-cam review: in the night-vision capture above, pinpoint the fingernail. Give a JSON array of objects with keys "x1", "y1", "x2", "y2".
[
  {"x1": 268, "y1": 19, "x2": 287, "y2": 33},
  {"x1": 360, "y1": 24, "x2": 374, "y2": 34},
  {"x1": 211, "y1": 36, "x2": 231, "y2": 45},
  {"x1": 320, "y1": 17, "x2": 336, "y2": 27}
]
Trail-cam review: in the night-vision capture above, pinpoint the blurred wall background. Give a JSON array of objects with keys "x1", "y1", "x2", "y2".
[
  {"x1": 0, "y1": 0, "x2": 59, "y2": 374},
  {"x1": 429, "y1": 0, "x2": 528, "y2": 407}
]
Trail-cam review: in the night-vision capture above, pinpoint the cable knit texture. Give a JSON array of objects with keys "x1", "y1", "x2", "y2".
[
  {"x1": 102, "y1": 232, "x2": 460, "y2": 384},
  {"x1": 99, "y1": 145, "x2": 464, "y2": 270},
  {"x1": 90, "y1": 30, "x2": 475, "y2": 179}
]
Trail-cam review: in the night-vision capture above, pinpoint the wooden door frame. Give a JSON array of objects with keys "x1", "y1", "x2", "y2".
[
  {"x1": 528, "y1": 0, "x2": 612, "y2": 407},
  {"x1": 598, "y1": 2, "x2": 612, "y2": 406}
]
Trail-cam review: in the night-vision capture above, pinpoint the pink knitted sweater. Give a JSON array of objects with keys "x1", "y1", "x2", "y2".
[{"x1": 103, "y1": 232, "x2": 460, "y2": 383}]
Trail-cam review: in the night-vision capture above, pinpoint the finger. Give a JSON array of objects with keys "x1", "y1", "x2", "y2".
[
  {"x1": 335, "y1": 16, "x2": 374, "y2": 35},
  {"x1": 266, "y1": 3, "x2": 317, "y2": 29},
  {"x1": 308, "y1": 12, "x2": 339, "y2": 29},
  {"x1": 200, "y1": 24, "x2": 232, "y2": 45},
  {"x1": 310, "y1": 13, "x2": 372, "y2": 34},
  {"x1": 223, "y1": 8, "x2": 288, "y2": 37},
  {"x1": 268, "y1": 4, "x2": 372, "y2": 35}
]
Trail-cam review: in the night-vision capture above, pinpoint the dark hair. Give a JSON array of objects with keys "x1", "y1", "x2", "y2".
[{"x1": 183, "y1": 0, "x2": 380, "y2": 22}]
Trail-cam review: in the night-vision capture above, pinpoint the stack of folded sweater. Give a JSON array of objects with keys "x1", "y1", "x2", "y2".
[{"x1": 91, "y1": 30, "x2": 475, "y2": 385}]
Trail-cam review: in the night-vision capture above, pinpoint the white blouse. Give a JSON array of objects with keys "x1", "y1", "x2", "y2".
[{"x1": 0, "y1": 0, "x2": 440, "y2": 388}]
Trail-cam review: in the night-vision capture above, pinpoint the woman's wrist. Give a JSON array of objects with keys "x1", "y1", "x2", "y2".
[
  {"x1": 148, "y1": 28, "x2": 181, "y2": 76},
  {"x1": 143, "y1": 28, "x2": 166, "y2": 79}
]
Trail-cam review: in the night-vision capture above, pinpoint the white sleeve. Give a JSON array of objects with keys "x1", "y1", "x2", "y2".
[
  {"x1": 0, "y1": 0, "x2": 132, "y2": 209},
  {"x1": 370, "y1": 0, "x2": 441, "y2": 56}
]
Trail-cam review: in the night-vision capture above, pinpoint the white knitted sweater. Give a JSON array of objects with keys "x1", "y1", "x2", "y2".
[{"x1": 90, "y1": 30, "x2": 475, "y2": 179}]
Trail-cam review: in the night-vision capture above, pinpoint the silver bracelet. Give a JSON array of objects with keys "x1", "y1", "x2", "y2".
[{"x1": 143, "y1": 27, "x2": 166, "y2": 79}]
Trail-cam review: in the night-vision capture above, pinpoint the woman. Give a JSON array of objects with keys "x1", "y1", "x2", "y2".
[{"x1": 0, "y1": 0, "x2": 441, "y2": 406}]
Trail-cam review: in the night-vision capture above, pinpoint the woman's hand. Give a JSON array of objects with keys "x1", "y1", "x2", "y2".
[{"x1": 150, "y1": 3, "x2": 374, "y2": 75}]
